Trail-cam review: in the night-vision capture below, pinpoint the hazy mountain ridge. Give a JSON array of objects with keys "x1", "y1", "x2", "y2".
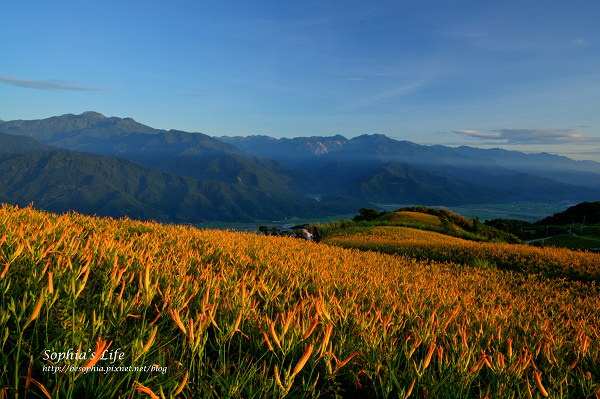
[
  {"x1": 1, "y1": 112, "x2": 598, "y2": 223},
  {"x1": 0, "y1": 133, "x2": 369, "y2": 222},
  {"x1": 219, "y1": 134, "x2": 516, "y2": 187},
  {"x1": 216, "y1": 134, "x2": 349, "y2": 168},
  {"x1": 431, "y1": 145, "x2": 600, "y2": 188},
  {"x1": 219, "y1": 133, "x2": 599, "y2": 202},
  {"x1": 326, "y1": 162, "x2": 515, "y2": 205},
  {"x1": 0, "y1": 111, "x2": 157, "y2": 142},
  {"x1": 0, "y1": 133, "x2": 58, "y2": 155},
  {"x1": 1, "y1": 114, "x2": 323, "y2": 197}
]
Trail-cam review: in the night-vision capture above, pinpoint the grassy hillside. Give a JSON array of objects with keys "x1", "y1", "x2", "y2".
[
  {"x1": 373, "y1": 211, "x2": 442, "y2": 226},
  {"x1": 536, "y1": 231, "x2": 600, "y2": 251},
  {"x1": 2, "y1": 204, "x2": 599, "y2": 398},
  {"x1": 0, "y1": 136, "x2": 370, "y2": 223},
  {"x1": 321, "y1": 207, "x2": 522, "y2": 245},
  {"x1": 322, "y1": 225, "x2": 600, "y2": 283},
  {"x1": 371, "y1": 211, "x2": 467, "y2": 234}
]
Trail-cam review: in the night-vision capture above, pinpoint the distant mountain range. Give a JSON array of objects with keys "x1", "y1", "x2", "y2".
[
  {"x1": 0, "y1": 133, "x2": 366, "y2": 222},
  {"x1": 1, "y1": 112, "x2": 598, "y2": 223},
  {"x1": 0, "y1": 112, "x2": 323, "y2": 196},
  {"x1": 325, "y1": 162, "x2": 513, "y2": 205},
  {"x1": 218, "y1": 133, "x2": 599, "y2": 200},
  {"x1": 430, "y1": 145, "x2": 600, "y2": 189}
]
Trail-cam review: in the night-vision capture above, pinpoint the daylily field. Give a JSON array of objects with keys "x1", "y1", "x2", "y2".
[{"x1": 1, "y1": 204, "x2": 599, "y2": 398}]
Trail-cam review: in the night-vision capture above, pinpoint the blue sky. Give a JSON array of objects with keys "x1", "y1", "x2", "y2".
[{"x1": 2, "y1": 0, "x2": 599, "y2": 160}]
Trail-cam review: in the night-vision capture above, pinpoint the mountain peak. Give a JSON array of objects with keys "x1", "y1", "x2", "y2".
[
  {"x1": 351, "y1": 133, "x2": 389, "y2": 141},
  {"x1": 82, "y1": 111, "x2": 106, "y2": 118}
]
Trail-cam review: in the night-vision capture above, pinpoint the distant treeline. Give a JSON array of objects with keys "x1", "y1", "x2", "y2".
[
  {"x1": 485, "y1": 201, "x2": 599, "y2": 240},
  {"x1": 536, "y1": 201, "x2": 600, "y2": 225}
]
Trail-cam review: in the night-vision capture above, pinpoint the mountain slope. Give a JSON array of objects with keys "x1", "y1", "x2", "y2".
[
  {"x1": 0, "y1": 111, "x2": 158, "y2": 142},
  {"x1": 418, "y1": 165, "x2": 599, "y2": 202},
  {"x1": 0, "y1": 133, "x2": 58, "y2": 155},
  {"x1": 0, "y1": 134, "x2": 369, "y2": 222},
  {"x1": 87, "y1": 131, "x2": 324, "y2": 196},
  {"x1": 219, "y1": 134, "x2": 516, "y2": 183},
  {"x1": 216, "y1": 134, "x2": 349, "y2": 169},
  {"x1": 219, "y1": 133, "x2": 599, "y2": 202},
  {"x1": 327, "y1": 162, "x2": 514, "y2": 205},
  {"x1": 1, "y1": 114, "x2": 323, "y2": 196},
  {"x1": 536, "y1": 201, "x2": 600, "y2": 225},
  {"x1": 431, "y1": 145, "x2": 600, "y2": 189}
]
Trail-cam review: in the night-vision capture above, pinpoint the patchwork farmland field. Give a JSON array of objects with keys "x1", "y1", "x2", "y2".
[{"x1": 1, "y1": 204, "x2": 599, "y2": 398}]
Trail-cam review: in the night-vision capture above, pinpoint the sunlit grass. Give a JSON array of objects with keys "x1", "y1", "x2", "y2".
[{"x1": 323, "y1": 225, "x2": 600, "y2": 283}]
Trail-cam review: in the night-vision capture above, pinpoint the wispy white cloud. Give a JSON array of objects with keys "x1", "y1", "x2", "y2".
[
  {"x1": 572, "y1": 38, "x2": 589, "y2": 46},
  {"x1": 554, "y1": 150, "x2": 600, "y2": 155},
  {"x1": 0, "y1": 75, "x2": 112, "y2": 92},
  {"x1": 453, "y1": 130, "x2": 501, "y2": 139},
  {"x1": 326, "y1": 78, "x2": 429, "y2": 113},
  {"x1": 350, "y1": 81, "x2": 425, "y2": 107},
  {"x1": 452, "y1": 127, "x2": 600, "y2": 145}
]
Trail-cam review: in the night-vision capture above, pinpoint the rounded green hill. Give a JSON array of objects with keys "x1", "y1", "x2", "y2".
[{"x1": 373, "y1": 210, "x2": 442, "y2": 227}]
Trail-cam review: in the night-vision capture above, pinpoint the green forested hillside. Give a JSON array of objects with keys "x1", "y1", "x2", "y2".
[
  {"x1": 0, "y1": 136, "x2": 369, "y2": 222},
  {"x1": 0, "y1": 133, "x2": 57, "y2": 155},
  {"x1": 537, "y1": 201, "x2": 600, "y2": 225},
  {"x1": 1, "y1": 114, "x2": 324, "y2": 197},
  {"x1": 327, "y1": 162, "x2": 514, "y2": 205}
]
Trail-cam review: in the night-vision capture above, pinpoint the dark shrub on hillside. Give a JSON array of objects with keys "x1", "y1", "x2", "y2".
[{"x1": 353, "y1": 208, "x2": 387, "y2": 222}]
